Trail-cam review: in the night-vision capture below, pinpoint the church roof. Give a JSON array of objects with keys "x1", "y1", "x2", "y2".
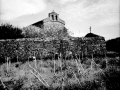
[
  {"x1": 85, "y1": 26, "x2": 104, "y2": 38},
  {"x1": 31, "y1": 20, "x2": 44, "y2": 28},
  {"x1": 85, "y1": 33, "x2": 101, "y2": 37}
]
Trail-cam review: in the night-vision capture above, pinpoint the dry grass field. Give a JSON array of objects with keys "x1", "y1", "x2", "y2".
[{"x1": 0, "y1": 56, "x2": 120, "y2": 90}]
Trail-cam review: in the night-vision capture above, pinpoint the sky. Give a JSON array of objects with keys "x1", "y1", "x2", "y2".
[{"x1": 0, "y1": 0, "x2": 119, "y2": 40}]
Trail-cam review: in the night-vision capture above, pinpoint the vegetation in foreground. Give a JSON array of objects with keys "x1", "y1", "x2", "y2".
[{"x1": 0, "y1": 56, "x2": 120, "y2": 90}]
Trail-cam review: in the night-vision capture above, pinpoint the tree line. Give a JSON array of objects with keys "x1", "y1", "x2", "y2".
[
  {"x1": 0, "y1": 23, "x2": 24, "y2": 39},
  {"x1": 0, "y1": 23, "x2": 69, "y2": 40}
]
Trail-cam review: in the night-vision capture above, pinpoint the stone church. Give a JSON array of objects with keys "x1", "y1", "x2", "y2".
[
  {"x1": 31, "y1": 11, "x2": 65, "y2": 31},
  {"x1": 0, "y1": 11, "x2": 106, "y2": 60}
]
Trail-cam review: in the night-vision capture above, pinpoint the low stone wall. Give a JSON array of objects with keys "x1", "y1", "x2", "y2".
[{"x1": 0, "y1": 37, "x2": 106, "y2": 60}]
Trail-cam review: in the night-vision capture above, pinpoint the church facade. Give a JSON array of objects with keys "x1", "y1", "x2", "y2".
[{"x1": 31, "y1": 11, "x2": 65, "y2": 31}]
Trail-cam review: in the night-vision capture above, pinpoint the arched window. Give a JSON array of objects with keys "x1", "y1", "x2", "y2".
[
  {"x1": 56, "y1": 15, "x2": 58, "y2": 20},
  {"x1": 52, "y1": 15, "x2": 54, "y2": 20}
]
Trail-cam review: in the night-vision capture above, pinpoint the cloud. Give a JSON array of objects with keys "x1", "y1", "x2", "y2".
[
  {"x1": 0, "y1": 0, "x2": 46, "y2": 20},
  {"x1": 61, "y1": 0, "x2": 119, "y2": 24},
  {"x1": 58, "y1": 0, "x2": 77, "y2": 4},
  {"x1": 59, "y1": 0, "x2": 119, "y2": 38},
  {"x1": 0, "y1": 0, "x2": 119, "y2": 40}
]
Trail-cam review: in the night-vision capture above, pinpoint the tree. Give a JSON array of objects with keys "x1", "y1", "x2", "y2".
[
  {"x1": 0, "y1": 23, "x2": 24, "y2": 39},
  {"x1": 23, "y1": 25, "x2": 69, "y2": 40},
  {"x1": 23, "y1": 25, "x2": 45, "y2": 38}
]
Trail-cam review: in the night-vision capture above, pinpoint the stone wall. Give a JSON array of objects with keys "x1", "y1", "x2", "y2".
[
  {"x1": 0, "y1": 37, "x2": 106, "y2": 60},
  {"x1": 43, "y1": 21, "x2": 65, "y2": 31}
]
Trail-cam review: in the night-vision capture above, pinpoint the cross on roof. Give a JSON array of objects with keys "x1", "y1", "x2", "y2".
[{"x1": 89, "y1": 26, "x2": 91, "y2": 33}]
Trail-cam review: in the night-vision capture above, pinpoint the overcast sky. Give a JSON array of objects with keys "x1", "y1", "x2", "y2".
[{"x1": 0, "y1": 0, "x2": 119, "y2": 40}]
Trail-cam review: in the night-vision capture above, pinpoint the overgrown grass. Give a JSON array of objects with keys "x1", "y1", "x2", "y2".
[{"x1": 0, "y1": 56, "x2": 120, "y2": 90}]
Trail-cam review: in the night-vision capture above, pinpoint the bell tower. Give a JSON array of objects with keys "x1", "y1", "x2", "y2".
[{"x1": 48, "y1": 10, "x2": 59, "y2": 21}]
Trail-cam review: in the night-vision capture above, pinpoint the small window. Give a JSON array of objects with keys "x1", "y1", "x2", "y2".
[
  {"x1": 52, "y1": 15, "x2": 54, "y2": 20},
  {"x1": 56, "y1": 15, "x2": 58, "y2": 20}
]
